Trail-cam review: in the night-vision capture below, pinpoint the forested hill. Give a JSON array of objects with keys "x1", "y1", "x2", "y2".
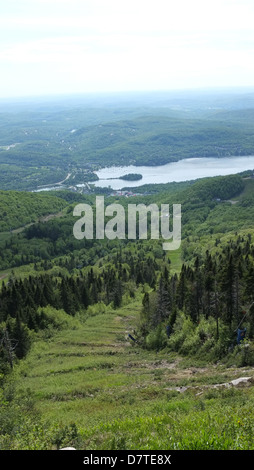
[
  {"x1": 1, "y1": 90, "x2": 254, "y2": 190},
  {"x1": 67, "y1": 113, "x2": 254, "y2": 167},
  {"x1": 0, "y1": 173, "x2": 251, "y2": 272},
  {"x1": 0, "y1": 190, "x2": 67, "y2": 232}
]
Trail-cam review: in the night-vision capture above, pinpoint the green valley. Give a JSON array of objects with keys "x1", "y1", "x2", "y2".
[
  {"x1": 1, "y1": 91, "x2": 254, "y2": 191},
  {"x1": 1, "y1": 91, "x2": 254, "y2": 451},
  {"x1": 1, "y1": 171, "x2": 254, "y2": 450}
]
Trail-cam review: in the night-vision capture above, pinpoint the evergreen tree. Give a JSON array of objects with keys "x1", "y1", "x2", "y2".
[
  {"x1": 155, "y1": 267, "x2": 172, "y2": 326},
  {"x1": 176, "y1": 264, "x2": 188, "y2": 310},
  {"x1": 113, "y1": 280, "x2": 123, "y2": 309},
  {"x1": 60, "y1": 278, "x2": 76, "y2": 315},
  {"x1": 13, "y1": 313, "x2": 31, "y2": 359}
]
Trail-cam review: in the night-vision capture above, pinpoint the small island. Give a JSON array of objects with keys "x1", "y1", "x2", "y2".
[{"x1": 119, "y1": 173, "x2": 143, "y2": 181}]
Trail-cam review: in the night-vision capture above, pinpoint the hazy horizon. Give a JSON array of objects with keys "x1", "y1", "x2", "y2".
[{"x1": 1, "y1": 86, "x2": 254, "y2": 107}]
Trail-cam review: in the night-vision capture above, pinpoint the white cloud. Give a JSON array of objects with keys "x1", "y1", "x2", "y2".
[
  {"x1": 0, "y1": 0, "x2": 254, "y2": 97},
  {"x1": 1, "y1": 0, "x2": 253, "y2": 35},
  {"x1": 0, "y1": 37, "x2": 90, "y2": 64}
]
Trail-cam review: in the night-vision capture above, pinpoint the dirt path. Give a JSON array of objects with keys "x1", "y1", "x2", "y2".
[
  {"x1": 36, "y1": 172, "x2": 72, "y2": 189},
  {"x1": 226, "y1": 200, "x2": 239, "y2": 205}
]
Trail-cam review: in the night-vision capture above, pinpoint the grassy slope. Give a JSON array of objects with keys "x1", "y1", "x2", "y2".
[
  {"x1": 2, "y1": 175, "x2": 254, "y2": 449},
  {"x1": 13, "y1": 294, "x2": 254, "y2": 450}
]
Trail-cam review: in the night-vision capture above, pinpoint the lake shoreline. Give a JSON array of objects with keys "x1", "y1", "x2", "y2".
[{"x1": 89, "y1": 155, "x2": 254, "y2": 190}]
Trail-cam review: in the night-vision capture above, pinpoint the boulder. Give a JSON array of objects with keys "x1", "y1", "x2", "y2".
[
  {"x1": 230, "y1": 377, "x2": 252, "y2": 386},
  {"x1": 60, "y1": 447, "x2": 76, "y2": 450}
]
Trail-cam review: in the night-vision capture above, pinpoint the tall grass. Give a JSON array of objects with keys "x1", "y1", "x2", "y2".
[
  {"x1": 1, "y1": 300, "x2": 254, "y2": 450},
  {"x1": 81, "y1": 391, "x2": 254, "y2": 450}
]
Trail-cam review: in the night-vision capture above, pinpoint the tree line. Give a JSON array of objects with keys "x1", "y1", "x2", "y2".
[
  {"x1": 1, "y1": 232, "x2": 254, "y2": 372},
  {"x1": 0, "y1": 249, "x2": 158, "y2": 372},
  {"x1": 140, "y1": 234, "x2": 254, "y2": 357}
]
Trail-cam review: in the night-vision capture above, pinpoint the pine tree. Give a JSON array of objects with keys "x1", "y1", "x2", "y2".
[
  {"x1": 176, "y1": 264, "x2": 188, "y2": 310},
  {"x1": 60, "y1": 278, "x2": 76, "y2": 315},
  {"x1": 244, "y1": 265, "x2": 254, "y2": 303},
  {"x1": 220, "y1": 254, "x2": 238, "y2": 326},
  {"x1": 113, "y1": 280, "x2": 123, "y2": 309},
  {"x1": 13, "y1": 313, "x2": 31, "y2": 359},
  {"x1": 156, "y1": 267, "x2": 172, "y2": 326},
  {"x1": 204, "y1": 251, "x2": 215, "y2": 319}
]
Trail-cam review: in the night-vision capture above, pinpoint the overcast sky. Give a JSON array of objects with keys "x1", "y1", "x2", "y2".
[{"x1": 0, "y1": 0, "x2": 254, "y2": 98}]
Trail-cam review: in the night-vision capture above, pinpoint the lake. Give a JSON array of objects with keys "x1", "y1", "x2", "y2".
[{"x1": 87, "y1": 155, "x2": 254, "y2": 190}]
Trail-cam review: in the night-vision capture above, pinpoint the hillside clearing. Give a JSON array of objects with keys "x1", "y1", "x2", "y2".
[{"x1": 9, "y1": 297, "x2": 254, "y2": 450}]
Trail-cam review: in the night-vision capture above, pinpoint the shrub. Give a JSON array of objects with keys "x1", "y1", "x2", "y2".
[
  {"x1": 168, "y1": 312, "x2": 195, "y2": 353},
  {"x1": 145, "y1": 324, "x2": 168, "y2": 350},
  {"x1": 179, "y1": 331, "x2": 202, "y2": 355},
  {"x1": 166, "y1": 312, "x2": 240, "y2": 362},
  {"x1": 86, "y1": 302, "x2": 107, "y2": 317},
  {"x1": 51, "y1": 423, "x2": 80, "y2": 450},
  {"x1": 225, "y1": 340, "x2": 254, "y2": 367}
]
